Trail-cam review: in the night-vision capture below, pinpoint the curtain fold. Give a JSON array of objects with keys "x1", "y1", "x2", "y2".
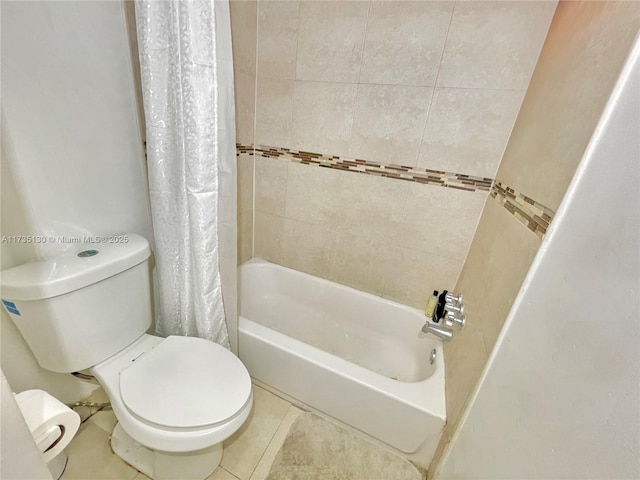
[{"x1": 135, "y1": 0, "x2": 236, "y2": 348}]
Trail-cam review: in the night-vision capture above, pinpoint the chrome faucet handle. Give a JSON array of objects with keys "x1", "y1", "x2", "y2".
[
  {"x1": 445, "y1": 292, "x2": 463, "y2": 305},
  {"x1": 444, "y1": 311, "x2": 466, "y2": 330},
  {"x1": 445, "y1": 303, "x2": 464, "y2": 315}
]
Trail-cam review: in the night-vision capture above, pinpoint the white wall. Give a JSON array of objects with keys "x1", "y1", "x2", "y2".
[
  {"x1": 1, "y1": 1, "x2": 152, "y2": 257},
  {"x1": 1, "y1": 108, "x2": 96, "y2": 403},
  {"x1": 437, "y1": 34, "x2": 640, "y2": 479},
  {"x1": 1, "y1": 1, "x2": 151, "y2": 401}
]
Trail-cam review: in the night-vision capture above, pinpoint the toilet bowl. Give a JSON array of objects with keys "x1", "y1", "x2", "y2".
[
  {"x1": 0, "y1": 234, "x2": 252, "y2": 480},
  {"x1": 91, "y1": 334, "x2": 253, "y2": 479}
]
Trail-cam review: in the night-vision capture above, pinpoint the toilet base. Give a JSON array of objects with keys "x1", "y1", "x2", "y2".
[{"x1": 111, "y1": 423, "x2": 223, "y2": 480}]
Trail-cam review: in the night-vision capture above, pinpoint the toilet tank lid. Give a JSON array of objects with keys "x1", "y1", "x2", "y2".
[{"x1": 0, "y1": 234, "x2": 150, "y2": 301}]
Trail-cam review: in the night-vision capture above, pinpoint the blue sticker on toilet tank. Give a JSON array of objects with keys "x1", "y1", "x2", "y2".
[{"x1": 2, "y1": 300, "x2": 20, "y2": 316}]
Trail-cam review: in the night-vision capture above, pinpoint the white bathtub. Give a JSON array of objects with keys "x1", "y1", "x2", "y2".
[{"x1": 238, "y1": 259, "x2": 446, "y2": 467}]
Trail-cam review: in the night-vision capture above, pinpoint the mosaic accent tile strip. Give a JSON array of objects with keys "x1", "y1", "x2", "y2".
[
  {"x1": 491, "y1": 181, "x2": 555, "y2": 239},
  {"x1": 236, "y1": 144, "x2": 493, "y2": 192},
  {"x1": 236, "y1": 144, "x2": 555, "y2": 239}
]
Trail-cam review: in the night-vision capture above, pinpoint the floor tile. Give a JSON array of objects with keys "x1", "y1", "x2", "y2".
[
  {"x1": 88, "y1": 409, "x2": 117, "y2": 434},
  {"x1": 220, "y1": 386, "x2": 291, "y2": 480},
  {"x1": 73, "y1": 387, "x2": 110, "y2": 423},
  {"x1": 250, "y1": 405, "x2": 304, "y2": 480},
  {"x1": 207, "y1": 467, "x2": 240, "y2": 480},
  {"x1": 62, "y1": 384, "x2": 295, "y2": 480},
  {"x1": 85, "y1": 387, "x2": 109, "y2": 404},
  {"x1": 62, "y1": 423, "x2": 138, "y2": 480}
]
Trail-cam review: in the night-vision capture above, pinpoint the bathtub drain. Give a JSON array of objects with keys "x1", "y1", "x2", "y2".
[{"x1": 430, "y1": 349, "x2": 437, "y2": 365}]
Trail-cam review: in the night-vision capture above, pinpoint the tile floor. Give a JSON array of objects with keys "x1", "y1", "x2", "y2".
[{"x1": 61, "y1": 384, "x2": 304, "y2": 480}]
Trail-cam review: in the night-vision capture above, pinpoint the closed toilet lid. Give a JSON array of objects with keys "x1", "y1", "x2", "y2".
[{"x1": 120, "y1": 336, "x2": 252, "y2": 429}]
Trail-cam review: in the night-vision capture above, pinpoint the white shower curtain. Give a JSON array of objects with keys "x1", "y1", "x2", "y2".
[{"x1": 135, "y1": 0, "x2": 237, "y2": 348}]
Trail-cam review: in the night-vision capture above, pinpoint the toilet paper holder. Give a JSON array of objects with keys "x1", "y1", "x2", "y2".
[{"x1": 14, "y1": 389, "x2": 81, "y2": 479}]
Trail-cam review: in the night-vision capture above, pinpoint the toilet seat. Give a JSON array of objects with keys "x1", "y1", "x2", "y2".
[
  {"x1": 90, "y1": 334, "x2": 253, "y2": 452},
  {"x1": 120, "y1": 336, "x2": 251, "y2": 429}
]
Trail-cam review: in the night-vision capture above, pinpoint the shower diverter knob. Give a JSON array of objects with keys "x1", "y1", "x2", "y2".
[
  {"x1": 445, "y1": 303, "x2": 464, "y2": 315},
  {"x1": 445, "y1": 292, "x2": 463, "y2": 305},
  {"x1": 444, "y1": 311, "x2": 465, "y2": 330}
]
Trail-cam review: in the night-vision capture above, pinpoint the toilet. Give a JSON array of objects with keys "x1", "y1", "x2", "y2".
[{"x1": 0, "y1": 234, "x2": 253, "y2": 480}]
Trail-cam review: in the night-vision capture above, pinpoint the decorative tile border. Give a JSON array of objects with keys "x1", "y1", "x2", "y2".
[
  {"x1": 490, "y1": 181, "x2": 555, "y2": 239},
  {"x1": 236, "y1": 144, "x2": 555, "y2": 239},
  {"x1": 236, "y1": 143, "x2": 493, "y2": 192}
]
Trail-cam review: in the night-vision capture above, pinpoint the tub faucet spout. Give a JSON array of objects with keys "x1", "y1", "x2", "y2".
[{"x1": 421, "y1": 322, "x2": 453, "y2": 342}]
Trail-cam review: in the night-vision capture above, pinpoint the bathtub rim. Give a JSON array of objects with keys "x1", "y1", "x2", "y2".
[{"x1": 238, "y1": 258, "x2": 446, "y2": 422}]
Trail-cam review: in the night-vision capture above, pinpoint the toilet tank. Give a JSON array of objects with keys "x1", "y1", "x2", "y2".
[{"x1": 0, "y1": 234, "x2": 152, "y2": 373}]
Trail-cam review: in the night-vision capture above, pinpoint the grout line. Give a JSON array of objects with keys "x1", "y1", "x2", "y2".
[
  {"x1": 219, "y1": 467, "x2": 241, "y2": 480},
  {"x1": 347, "y1": 83, "x2": 360, "y2": 159},
  {"x1": 414, "y1": 85, "x2": 436, "y2": 168},
  {"x1": 416, "y1": 1, "x2": 456, "y2": 167},
  {"x1": 347, "y1": 0, "x2": 372, "y2": 160},
  {"x1": 251, "y1": 146, "x2": 256, "y2": 259},
  {"x1": 293, "y1": 0, "x2": 302, "y2": 82},
  {"x1": 356, "y1": 0, "x2": 372, "y2": 85},
  {"x1": 433, "y1": 1, "x2": 457, "y2": 89},
  {"x1": 289, "y1": 1, "x2": 302, "y2": 147},
  {"x1": 277, "y1": 77, "x2": 524, "y2": 92},
  {"x1": 247, "y1": 404, "x2": 293, "y2": 480},
  {"x1": 281, "y1": 153, "x2": 292, "y2": 220},
  {"x1": 251, "y1": 1, "x2": 260, "y2": 259}
]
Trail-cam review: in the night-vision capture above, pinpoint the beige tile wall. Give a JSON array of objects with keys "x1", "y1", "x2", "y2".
[
  {"x1": 230, "y1": 1, "x2": 257, "y2": 145},
  {"x1": 230, "y1": 1, "x2": 257, "y2": 263},
  {"x1": 237, "y1": 152, "x2": 254, "y2": 264},
  {"x1": 446, "y1": 199, "x2": 541, "y2": 423},
  {"x1": 255, "y1": 0, "x2": 555, "y2": 173},
  {"x1": 431, "y1": 3, "x2": 640, "y2": 477},
  {"x1": 250, "y1": 0, "x2": 556, "y2": 307},
  {"x1": 255, "y1": 159, "x2": 487, "y2": 308},
  {"x1": 497, "y1": 1, "x2": 640, "y2": 212}
]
